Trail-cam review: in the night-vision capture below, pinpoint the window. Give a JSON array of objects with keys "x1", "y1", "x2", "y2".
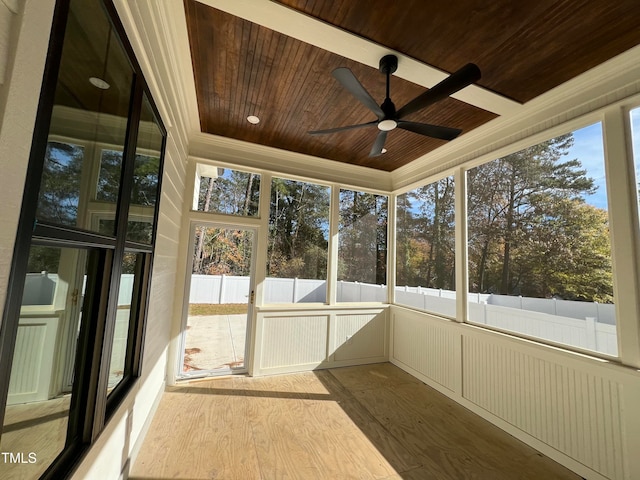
[
  {"x1": 1, "y1": 246, "x2": 97, "y2": 479},
  {"x1": 266, "y1": 178, "x2": 330, "y2": 303},
  {"x1": 396, "y1": 177, "x2": 456, "y2": 317},
  {"x1": 0, "y1": 0, "x2": 165, "y2": 477},
  {"x1": 466, "y1": 125, "x2": 616, "y2": 356},
  {"x1": 338, "y1": 189, "x2": 388, "y2": 302},
  {"x1": 193, "y1": 164, "x2": 260, "y2": 216}
]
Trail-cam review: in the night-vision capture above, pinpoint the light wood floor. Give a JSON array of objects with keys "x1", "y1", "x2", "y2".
[
  {"x1": 0, "y1": 395, "x2": 70, "y2": 480},
  {"x1": 130, "y1": 363, "x2": 581, "y2": 480}
]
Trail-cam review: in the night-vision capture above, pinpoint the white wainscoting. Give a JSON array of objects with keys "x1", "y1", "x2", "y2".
[
  {"x1": 7, "y1": 311, "x2": 60, "y2": 404},
  {"x1": 390, "y1": 308, "x2": 460, "y2": 392},
  {"x1": 252, "y1": 307, "x2": 388, "y2": 376},
  {"x1": 390, "y1": 305, "x2": 640, "y2": 480}
]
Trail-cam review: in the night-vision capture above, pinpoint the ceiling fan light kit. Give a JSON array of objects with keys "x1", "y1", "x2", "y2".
[{"x1": 309, "y1": 54, "x2": 481, "y2": 157}]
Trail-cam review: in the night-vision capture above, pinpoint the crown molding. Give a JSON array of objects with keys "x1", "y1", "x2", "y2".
[
  {"x1": 391, "y1": 44, "x2": 640, "y2": 191},
  {"x1": 189, "y1": 132, "x2": 392, "y2": 191},
  {"x1": 113, "y1": 0, "x2": 199, "y2": 156},
  {"x1": 195, "y1": 0, "x2": 521, "y2": 117}
]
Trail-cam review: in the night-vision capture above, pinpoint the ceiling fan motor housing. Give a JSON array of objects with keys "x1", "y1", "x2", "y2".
[{"x1": 379, "y1": 54, "x2": 398, "y2": 74}]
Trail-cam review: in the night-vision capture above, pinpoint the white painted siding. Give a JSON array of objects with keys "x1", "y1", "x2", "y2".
[{"x1": 0, "y1": 0, "x2": 54, "y2": 321}]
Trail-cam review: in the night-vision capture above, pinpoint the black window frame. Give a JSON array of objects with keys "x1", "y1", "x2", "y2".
[{"x1": 0, "y1": 0, "x2": 166, "y2": 477}]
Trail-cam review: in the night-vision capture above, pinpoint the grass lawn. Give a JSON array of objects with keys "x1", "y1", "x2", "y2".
[{"x1": 188, "y1": 303, "x2": 248, "y2": 315}]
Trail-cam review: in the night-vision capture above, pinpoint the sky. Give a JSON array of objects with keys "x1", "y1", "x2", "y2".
[
  {"x1": 567, "y1": 111, "x2": 640, "y2": 210},
  {"x1": 567, "y1": 122, "x2": 607, "y2": 209}
]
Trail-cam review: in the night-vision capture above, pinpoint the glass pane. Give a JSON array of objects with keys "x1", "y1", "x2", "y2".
[
  {"x1": 466, "y1": 125, "x2": 617, "y2": 356},
  {"x1": 184, "y1": 227, "x2": 254, "y2": 374},
  {"x1": 96, "y1": 149, "x2": 123, "y2": 203},
  {"x1": 127, "y1": 94, "x2": 163, "y2": 244},
  {"x1": 1, "y1": 246, "x2": 93, "y2": 478},
  {"x1": 337, "y1": 190, "x2": 388, "y2": 302},
  {"x1": 396, "y1": 177, "x2": 456, "y2": 317},
  {"x1": 266, "y1": 178, "x2": 330, "y2": 303},
  {"x1": 107, "y1": 253, "x2": 139, "y2": 393},
  {"x1": 194, "y1": 165, "x2": 260, "y2": 216},
  {"x1": 37, "y1": 0, "x2": 134, "y2": 233}
]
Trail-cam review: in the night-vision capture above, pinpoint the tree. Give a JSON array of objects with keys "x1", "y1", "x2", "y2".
[
  {"x1": 38, "y1": 142, "x2": 84, "y2": 225},
  {"x1": 193, "y1": 227, "x2": 252, "y2": 276},
  {"x1": 197, "y1": 169, "x2": 259, "y2": 215},
  {"x1": 338, "y1": 190, "x2": 388, "y2": 284},
  {"x1": 268, "y1": 178, "x2": 330, "y2": 279},
  {"x1": 193, "y1": 169, "x2": 260, "y2": 274},
  {"x1": 515, "y1": 200, "x2": 613, "y2": 302},
  {"x1": 466, "y1": 133, "x2": 613, "y2": 302},
  {"x1": 396, "y1": 177, "x2": 455, "y2": 289}
]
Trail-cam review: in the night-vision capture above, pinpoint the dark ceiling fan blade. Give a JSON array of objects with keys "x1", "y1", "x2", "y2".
[
  {"x1": 397, "y1": 120, "x2": 462, "y2": 141},
  {"x1": 396, "y1": 63, "x2": 481, "y2": 119},
  {"x1": 333, "y1": 67, "x2": 385, "y2": 119},
  {"x1": 309, "y1": 120, "x2": 378, "y2": 135},
  {"x1": 369, "y1": 130, "x2": 388, "y2": 157}
]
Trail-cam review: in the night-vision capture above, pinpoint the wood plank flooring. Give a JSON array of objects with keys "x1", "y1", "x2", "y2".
[{"x1": 130, "y1": 362, "x2": 581, "y2": 480}]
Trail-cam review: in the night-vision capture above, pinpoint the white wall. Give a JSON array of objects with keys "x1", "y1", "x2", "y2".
[{"x1": 0, "y1": 0, "x2": 53, "y2": 323}]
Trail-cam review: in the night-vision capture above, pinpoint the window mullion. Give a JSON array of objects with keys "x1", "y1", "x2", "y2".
[
  {"x1": 455, "y1": 167, "x2": 468, "y2": 323},
  {"x1": 93, "y1": 77, "x2": 144, "y2": 428},
  {"x1": 603, "y1": 106, "x2": 640, "y2": 368},
  {"x1": 387, "y1": 193, "x2": 397, "y2": 304},
  {"x1": 327, "y1": 184, "x2": 340, "y2": 305}
]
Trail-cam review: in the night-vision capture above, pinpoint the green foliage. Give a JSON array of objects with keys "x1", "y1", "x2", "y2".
[
  {"x1": 268, "y1": 178, "x2": 330, "y2": 279},
  {"x1": 396, "y1": 176, "x2": 455, "y2": 289},
  {"x1": 38, "y1": 142, "x2": 84, "y2": 225},
  {"x1": 338, "y1": 190, "x2": 388, "y2": 284},
  {"x1": 193, "y1": 227, "x2": 253, "y2": 276},
  {"x1": 466, "y1": 132, "x2": 613, "y2": 302},
  {"x1": 27, "y1": 245, "x2": 61, "y2": 273},
  {"x1": 198, "y1": 169, "x2": 260, "y2": 216}
]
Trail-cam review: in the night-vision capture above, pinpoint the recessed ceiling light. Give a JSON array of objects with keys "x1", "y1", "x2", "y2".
[
  {"x1": 247, "y1": 115, "x2": 260, "y2": 124},
  {"x1": 381, "y1": 148, "x2": 388, "y2": 154},
  {"x1": 89, "y1": 77, "x2": 110, "y2": 90}
]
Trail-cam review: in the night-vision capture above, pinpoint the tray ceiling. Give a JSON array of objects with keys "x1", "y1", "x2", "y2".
[{"x1": 184, "y1": 0, "x2": 640, "y2": 172}]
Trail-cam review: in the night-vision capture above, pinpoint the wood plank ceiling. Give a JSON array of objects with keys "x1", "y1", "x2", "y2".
[{"x1": 184, "y1": 0, "x2": 640, "y2": 172}]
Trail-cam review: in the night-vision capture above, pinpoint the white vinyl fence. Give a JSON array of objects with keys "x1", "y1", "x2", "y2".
[
  {"x1": 22, "y1": 273, "x2": 617, "y2": 356},
  {"x1": 188, "y1": 275, "x2": 387, "y2": 304},
  {"x1": 396, "y1": 285, "x2": 617, "y2": 356}
]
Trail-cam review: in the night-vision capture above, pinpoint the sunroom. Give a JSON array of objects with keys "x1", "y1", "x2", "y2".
[{"x1": 1, "y1": 1, "x2": 640, "y2": 479}]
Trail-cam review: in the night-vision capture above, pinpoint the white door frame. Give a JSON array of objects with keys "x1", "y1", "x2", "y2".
[{"x1": 176, "y1": 220, "x2": 258, "y2": 379}]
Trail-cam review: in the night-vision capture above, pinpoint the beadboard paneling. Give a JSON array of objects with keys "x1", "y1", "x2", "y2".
[
  {"x1": 463, "y1": 335, "x2": 625, "y2": 480},
  {"x1": 333, "y1": 312, "x2": 386, "y2": 362},
  {"x1": 255, "y1": 308, "x2": 389, "y2": 375},
  {"x1": 390, "y1": 309, "x2": 459, "y2": 392},
  {"x1": 260, "y1": 315, "x2": 329, "y2": 369}
]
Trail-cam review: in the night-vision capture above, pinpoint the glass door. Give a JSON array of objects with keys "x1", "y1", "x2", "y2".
[{"x1": 180, "y1": 224, "x2": 255, "y2": 377}]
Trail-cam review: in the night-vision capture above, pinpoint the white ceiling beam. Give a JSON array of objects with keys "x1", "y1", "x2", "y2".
[{"x1": 196, "y1": 0, "x2": 522, "y2": 116}]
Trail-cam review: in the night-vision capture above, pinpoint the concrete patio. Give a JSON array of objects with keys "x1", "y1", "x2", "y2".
[{"x1": 182, "y1": 313, "x2": 248, "y2": 373}]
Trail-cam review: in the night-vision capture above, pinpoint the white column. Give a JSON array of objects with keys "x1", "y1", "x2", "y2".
[{"x1": 603, "y1": 106, "x2": 640, "y2": 368}]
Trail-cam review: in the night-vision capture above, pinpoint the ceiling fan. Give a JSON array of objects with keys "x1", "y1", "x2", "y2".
[{"x1": 309, "y1": 55, "x2": 481, "y2": 157}]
